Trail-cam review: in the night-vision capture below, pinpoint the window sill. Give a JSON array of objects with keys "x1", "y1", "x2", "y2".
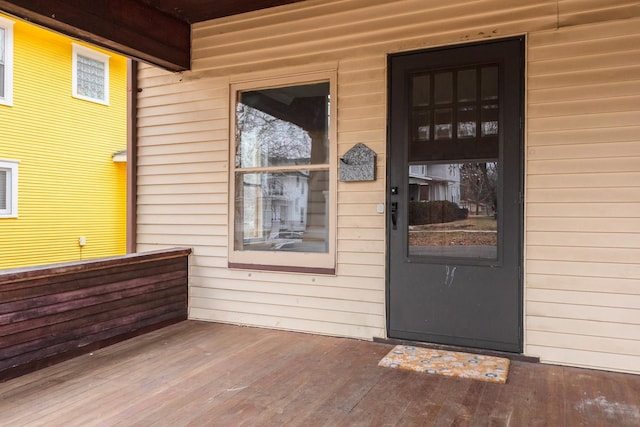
[{"x1": 228, "y1": 262, "x2": 335, "y2": 275}]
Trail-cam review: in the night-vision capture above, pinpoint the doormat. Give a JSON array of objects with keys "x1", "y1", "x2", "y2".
[{"x1": 378, "y1": 345, "x2": 510, "y2": 384}]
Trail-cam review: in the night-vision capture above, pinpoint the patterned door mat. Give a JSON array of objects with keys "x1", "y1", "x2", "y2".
[{"x1": 379, "y1": 345, "x2": 510, "y2": 384}]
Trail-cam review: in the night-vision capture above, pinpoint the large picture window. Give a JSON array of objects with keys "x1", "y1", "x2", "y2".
[
  {"x1": 0, "y1": 16, "x2": 14, "y2": 106},
  {"x1": 229, "y1": 73, "x2": 336, "y2": 272}
]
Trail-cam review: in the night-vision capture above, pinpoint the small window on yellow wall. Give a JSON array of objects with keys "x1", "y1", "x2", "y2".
[
  {"x1": 72, "y1": 43, "x2": 109, "y2": 105},
  {"x1": 229, "y1": 72, "x2": 337, "y2": 273},
  {"x1": 0, "y1": 160, "x2": 18, "y2": 218}
]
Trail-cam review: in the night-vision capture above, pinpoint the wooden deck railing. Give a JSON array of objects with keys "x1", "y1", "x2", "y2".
[{"x1": 0, "y1": 248, "x2": 191, "y2": 382}]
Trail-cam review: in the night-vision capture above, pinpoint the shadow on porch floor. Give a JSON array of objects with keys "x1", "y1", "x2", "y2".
[{"x1": 1, "y1": 321, "x2": 638, "y2": 426}]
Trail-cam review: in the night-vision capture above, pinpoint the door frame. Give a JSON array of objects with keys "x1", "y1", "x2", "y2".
[{"x1": 384, "y1": 36, "x2": 525, "y2": 352}]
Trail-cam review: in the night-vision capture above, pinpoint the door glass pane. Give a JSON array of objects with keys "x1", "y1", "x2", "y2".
[
  {"x1": 481, "y1": 104, "x2": 499, "y2": 136},
  {"x1": 412, "y1": 74, "x2": 430, "y2": 106},
  {"x1": 457, "y1": 106, "x2": 476, "y2": 138},
  {"x1": 235, "y1": 170, "x2": 329, "y2": 253},
  {"x1": 412, "y1": 110, "x2": 430, "y2": 141},
  {"x1": 457, "y1": 69, "x2": 476, "y2": 102},
  {"x1": 434, "y1": 108, "x2": 452, "y2": 140},
  {"x1": 236, "y1": 82, "x2": 330, "y2": 168},
  {"x1": 434, "y1": 72, "x2": 453, "y2": 104},
  {"x1": 408, "y1": 162, "x2": 498, "y2": 259},
  {"x1": 481, "y1": 66, "x2": 498, "y2": 101}
]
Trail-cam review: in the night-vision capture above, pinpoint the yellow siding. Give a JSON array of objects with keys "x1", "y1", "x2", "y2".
[
  {"x1": 137, "y1": 0, "x2": 639, "y2": 373},
  {"x1": 0, "y1": 14, "x2": 127, "y2": 269}
]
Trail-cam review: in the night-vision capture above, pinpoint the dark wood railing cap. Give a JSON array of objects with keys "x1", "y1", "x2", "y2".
[{"x1": 0, "y1": 248, "x2": 192, "y2": 285}]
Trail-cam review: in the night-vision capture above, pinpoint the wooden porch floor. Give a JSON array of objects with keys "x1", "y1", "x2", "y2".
[{"x1": 1, "y1": 321, "x2": 638, "y2": 426}]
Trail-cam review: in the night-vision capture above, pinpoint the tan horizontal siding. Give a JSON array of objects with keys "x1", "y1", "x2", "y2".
[
  {"x1": 528, "y1": 141, "x2": 640, "y2": 160},
  {"x1": 527, "y1": 231, "x2": 640, "y2": 248},
  {"x1": 558, "y1": 0, "x2": 639, "y2": 27},
  {"x1": 528, "y1": 246, "x2": 640, "y2": 265},
  {"x1": 189, "y1": 307, "x2": 383, "y2": 339},
  {"x1": 528, "y1": 274, "x2": 639, "y2": 295},
  {"x1": 189, "y1": 0, "x2": 557, "y2": 78},
  {"x1": 526, "y1": 16, "x2": 640, "y2": 373},
  {"x1": 191, "y1": 268, "x2": 385, "y2": 290},
  {"x1": 527, "y1": 345, "x2": 640, "y2": 373},
  {"x1": 528, "y1": 217, "x2": 640, "y2": 233},
  {"x1": 528, "y1": 157, "x2": 640, "y2": 174},
  {"x1": 527, "y1": 316, "x2": 640, "y2": 340},
  {"x1": 528, "y1": 173, "x2": 640, "y2": 190},
  {"x1": 138, "y1": 0, "x2": 639, "y2": 371}
]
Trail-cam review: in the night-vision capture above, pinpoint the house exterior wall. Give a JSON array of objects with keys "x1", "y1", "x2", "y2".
[
  {"x1": 135, "y1": 0, "x2": 640, "y2": 374},
  {"x1": 0, "y1": 13, "x2": 127, "y2": 269},
  {"x1": 526, "y1": 17, "x2": 640, "y2": 374}
]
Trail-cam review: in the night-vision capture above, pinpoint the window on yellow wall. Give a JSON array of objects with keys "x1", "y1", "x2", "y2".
[
  {"x1": 228, "y1": 71, "x2": 337, "y2": 274},
  {"x1": 0, "y1": 16, "x2": 14, "y2": 106},
  {"x1": 72, "y1": 43, "x2": 109, "y2": 105},
  {"x1": 0, "y1": 160, "x2": 18, "y2": 218}
]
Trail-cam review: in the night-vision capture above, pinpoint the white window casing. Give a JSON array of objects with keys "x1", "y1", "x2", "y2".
[
  {"x1": 0, "y1": 160, "x2": 19, "y2": 218},
  {"x1": 0, "y1": 16, "x2": 14, "y2": 106},
  {"x1": 72, "y1": 43, "x2": 110, "y2": 105}
]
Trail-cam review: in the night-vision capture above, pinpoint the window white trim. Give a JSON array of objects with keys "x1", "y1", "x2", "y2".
[
  {"x1": 0, "y1": 16, "x2": 14, "y2": 106},
  {"x1": 72, "y1": 43, "x2": 109, "y2": 105},
  {"x1": 0, "y1": 160, "x2": 19, "y2": 218},
  {"x1": 228, "y1": 71, "x2": 337, "y2": 272}
]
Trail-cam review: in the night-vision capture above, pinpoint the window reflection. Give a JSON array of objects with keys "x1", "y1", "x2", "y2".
[
  {"x1": 410, "y1": 64, "x2": 499, "y2": 144},
  {"x1": 434, "y1": 108, "x2": 452, "y2": 140},
  {"x1": 236, "y1": 83, "x2": 330, "y2": 168},
  {"x1": 458, "y1": 106, "x2": 476, "y2": 138},
  {"x1": 457, "y1": 69, "x2": 476, "y2": 102},
  {"x1": 234, "y1": 81, "x2": 331, "y2": 255},
  {"x1": 236, "y1": 170, "x2": 329, "y2": 253},
  {"x1": 481, "y1": 104, "x2": 499, "y2": 136},
  {"x1": 412, "y1": 74, "x2": 431, "y2": 106},
  {"x1": 481, "y1": 66, "x2": 499, "y2": 100},
  {"x1": 434, "y1": 72, "x2": 453, "y2": 104},
  {"x1": 408, "y1": 162, "x2": 498, "y2": 259},
  {"x1": 413, "y1": 110, "x2": 430, "y2": 141}
]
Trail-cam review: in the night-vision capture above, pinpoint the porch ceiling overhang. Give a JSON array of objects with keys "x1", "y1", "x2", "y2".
[{"x1": 0, "y1": 0, "x2": 308, "y2": 71}]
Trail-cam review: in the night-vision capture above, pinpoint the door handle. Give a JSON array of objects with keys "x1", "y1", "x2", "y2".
[{"x1": 391, "y1": 202, "x2": 398, "y2": 230}]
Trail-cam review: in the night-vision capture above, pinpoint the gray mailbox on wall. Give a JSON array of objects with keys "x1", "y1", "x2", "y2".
[{"x1": 339, "y1": 143, "x2": 377, "y2": 182}]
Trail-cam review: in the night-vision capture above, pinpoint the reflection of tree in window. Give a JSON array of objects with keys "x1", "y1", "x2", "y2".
[
  {"x1": 460, "y1": 163, "x2": 497, "y2": 216},
  {"x1": 235, "y1": 104, "x2": 312, "y2": 167},
  {"x1": 234, "y1": 82, "x2": 330, "y2": 254}
]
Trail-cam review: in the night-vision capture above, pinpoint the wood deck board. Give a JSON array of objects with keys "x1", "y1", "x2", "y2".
[{"x1": 1, "y1": 321, "x2": 639, "y2": 426}]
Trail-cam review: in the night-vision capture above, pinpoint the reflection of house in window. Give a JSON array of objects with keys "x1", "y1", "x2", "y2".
[
  {"x1": 409, "y1": 164, "x2": 461, "y2": 204},
  {"x1": 240, "y1": 165, "x2": 312, "y2": 249},
  {"x1": 259, "y1": 169, "x2": 309, "y2": 232},
  {"x1": 267, "y1": 176, "x2": 284, "y2": 196},
  {"x1": 232, "y1": 78, "x2": 333, "y2": 264}
]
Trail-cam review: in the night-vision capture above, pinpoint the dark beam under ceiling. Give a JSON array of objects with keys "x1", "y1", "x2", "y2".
[
  {"x1": 0, "y1": 0, "x2": 191, "y2": 71},
  {"x1": 140, "y1": 0, "x2": 307, "y2": 23}
]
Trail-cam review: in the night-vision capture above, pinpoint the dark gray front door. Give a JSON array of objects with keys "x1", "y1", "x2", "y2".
[{"x1": 387, "y1": 38, "x2": 524, "y2": 353}]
